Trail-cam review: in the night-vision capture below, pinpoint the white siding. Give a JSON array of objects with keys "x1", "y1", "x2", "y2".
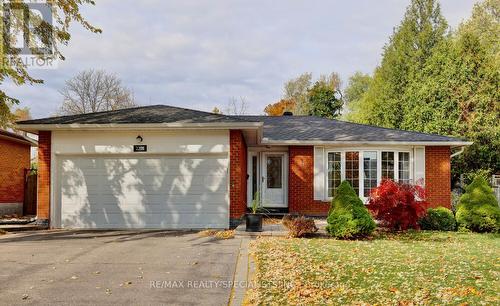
[
  {"x1": 313, "y1": 146, "x2": 325, "y2": 200},
  {"x1": 52, "y1": 130, "x2": 229, "y2": 155}
]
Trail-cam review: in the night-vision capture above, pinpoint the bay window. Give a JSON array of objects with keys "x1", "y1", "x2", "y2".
[{"x1": 325, "y1": 149, "x2": 412, "y2": 200}]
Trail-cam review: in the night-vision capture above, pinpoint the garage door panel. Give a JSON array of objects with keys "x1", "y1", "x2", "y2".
[
  {"x1": 59, "y1": 156, "x2": 229, "y2": 229},
  {"x1": 63, "y1": 213, "x2": 229, "y2": 229}
]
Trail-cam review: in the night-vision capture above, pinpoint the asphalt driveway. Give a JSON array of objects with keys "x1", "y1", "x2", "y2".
[{"x1": 0, "y1": 230, "x2": 242, "y2": 305}]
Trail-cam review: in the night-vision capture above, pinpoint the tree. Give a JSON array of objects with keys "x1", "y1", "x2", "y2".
[
  {"x1": 283, "y1": 73, "x2": 312, "y2": 115},
  {"x1": 58, "y1": 70, "x2": 136, "y2": 115},
  {"x1": 455, "y1": 176, "x2": 500, "y2": 233},
  {"x1": 0, "y1": 106, "x2": 31, "y2": 129},
  {"x1": 274, "y1": 72, "x2": 343, "y2": 117},
  {"x1": 343, "y1": 72, "x2": 372, "y2": 122},
  {"x1": 212, "y1": 107, "x2": 222, "y2": 114},
  {"x1": 349, "y1": 0, "x2": 448, "y2": 128},
  {"x1": 344, "y1": 0, "x2": 499, "y2": 181},
  {"x1": 307, "y1": 81, "x2": 343, "y2": 119},
  {"x1": 0, "y1": 1, "x2": 101, "y2": 123},
  {"x1": 326, "y1": 181, "x2": 376, "y2": 238},
  {"x1": 367, "y1": 180, "x2": 429, "y2": 231},
  {"x1": 224, "y1": 97, "x2": 248, "y2": 115},
  {"x1": 263, "y1": 99, "x2": 296, "y2": 116},
  {"x1": 13, "y1": 107, "x2": 31, "y2": 122}
]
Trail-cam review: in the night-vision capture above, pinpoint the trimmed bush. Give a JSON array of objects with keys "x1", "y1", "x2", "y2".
[
  {"x1": 419, "y1": 207, "x2": 456, "y2": 231},
  {"x1": 326, "y1": 181, "x2": 376, "y2": 238},
  {"x1": 367, "y1": 179, "x2": 429, "y2": 231},
  {"x1": 455, "y1": 177, "x2": 500, "y2": 233},
  {"x1": 282, "y1": 215, "x2": 318, "y2": 238}
]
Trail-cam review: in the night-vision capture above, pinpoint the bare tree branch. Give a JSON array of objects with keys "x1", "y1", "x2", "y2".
[
  {"x1": 225, "y1": 96, "x2": 248, "y2": 115},
  {"x1": 58, "y1": 70, "x2": 137, "y2": 115}
]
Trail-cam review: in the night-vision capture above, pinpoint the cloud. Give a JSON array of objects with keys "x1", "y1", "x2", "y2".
[{"x1": 7, "y1": 0, "x2": 477, "y2": 118}]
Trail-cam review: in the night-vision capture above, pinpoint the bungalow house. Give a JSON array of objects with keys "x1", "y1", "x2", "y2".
[{"x1": 16, "y1": 105, "x2": 471, "y2": 229}]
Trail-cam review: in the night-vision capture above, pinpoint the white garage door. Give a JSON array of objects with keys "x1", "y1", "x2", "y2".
[{"x1": 58, "y1": 155, "x2": 229, "y2": 229}]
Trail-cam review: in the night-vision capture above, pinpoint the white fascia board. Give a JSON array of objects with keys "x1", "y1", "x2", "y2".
[
  {"x1": 261, "y1": 139, "x2": 473, "y2": 147},
  {"x1": 16, "y1": 122, "x2": 263, "y2": 133}
]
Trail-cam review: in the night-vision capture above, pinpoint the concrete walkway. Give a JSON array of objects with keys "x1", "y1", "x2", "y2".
[{"x1": 0, "y1": 230, "x2": 243, "y2": 305}]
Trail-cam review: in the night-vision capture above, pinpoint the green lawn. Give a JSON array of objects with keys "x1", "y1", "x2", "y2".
[{"x1": 246, "y1": 232, "x2": 500, "y2": 305}]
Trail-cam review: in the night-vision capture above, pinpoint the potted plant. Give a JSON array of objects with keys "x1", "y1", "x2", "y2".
[{"x1": 246, "y1": 192, "x2": 264, "y2": 232}]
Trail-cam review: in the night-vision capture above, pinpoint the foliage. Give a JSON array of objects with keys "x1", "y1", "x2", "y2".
[
  {"x1": 247, "y1": 232, "x2": 500, "y2": 305},
  {"x1": 283, "y1": 73, "x2": 312, "y2": 115},
  {"x1": 345, "y1": 0, "x2": 500, "y2": 181},
  {"x1": 58, "y1": 70, "x2": 136, "y2": 115},
  {"x1": 263, "y1": 99, "x2": 296, "y2": 116},
  {"x1": 342, "y1": 72, "x2": 372, "y2": 122},
  {"x1": 307, "y1": 81, "x2": 343, "y2": 119},
  {"x1": 1, "y1": 0, "x2": 101, "y2": 123},
  {"x1": 419, "y1": 207, "x2": 456, "y2": 231},
  {"x1": 326, "y1": 181, "x2": 376, "y2": 238},
  {"x1": 455, "y1": 176, "x2": 500, "y2": 233},
  {"x1": 212, "y1": 107, "x2": 222, "y2": 114},
  {"x1": 282, "y1": 215, "x2": 318, "y2": 238},
  {"x1": 367, "y1": 179, "x2": 429, "y2": 230},
  {"x1": 249, "y1": 192, "x2": 264, "y2": 214},
  {"x1": 274, "y1": 72, "x2": 342, "y2": 116},
  {"x1": 1, "y1": 106, "x2": 32, "y2": 129},
  {"x1": 198, "y1": 229, "x2": 234, "y2": 239}
]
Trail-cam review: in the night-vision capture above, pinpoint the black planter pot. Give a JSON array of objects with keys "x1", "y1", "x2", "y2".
[{"x1": 246, "y1": 213, "x2": 263, "y2": 232}]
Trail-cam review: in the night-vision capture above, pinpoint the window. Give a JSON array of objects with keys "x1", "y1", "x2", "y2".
[
  {"x1": 381, "y1": 152, "x2": 395, "y2": 180},
  {"x1": 327, "y1": 152, "x2": 341, "y2": 197},
  {"x1": 266, "y1": 156, "x2": 282, "y2": 188},
  {"x1": 399, "y1": 152, "x2": 410, "y2": 184},
  {"x1": 252, "y1": 155, "x2": 258, "y2": 200},
  {"x1": 345, "y1": 151, "x2": 360, "y2": 196},
  {"x1": 363, "y1": 151, "x2": 378, "y2": 197},
  {"x1": 325, "y1": 149, "x2": 412, "y2": 200}
]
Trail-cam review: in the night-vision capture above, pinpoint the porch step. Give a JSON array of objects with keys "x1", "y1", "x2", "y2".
[{"x1": 0, "y1": 215, "x2": 36, "y2": 225}]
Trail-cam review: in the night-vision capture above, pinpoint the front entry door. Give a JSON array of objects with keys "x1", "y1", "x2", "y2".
[{"x1": 261, "y1": 153, "x2": 287, "y2": 207}]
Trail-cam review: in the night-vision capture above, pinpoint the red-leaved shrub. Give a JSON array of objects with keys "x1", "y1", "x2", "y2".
[{"x1": 366, "y1": 179, "x2": 429, "y2": 231}]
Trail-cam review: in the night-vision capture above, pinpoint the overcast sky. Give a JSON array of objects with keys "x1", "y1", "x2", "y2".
[{"x1": 6, "y1": 0, "x2": 478, "y2": 118}]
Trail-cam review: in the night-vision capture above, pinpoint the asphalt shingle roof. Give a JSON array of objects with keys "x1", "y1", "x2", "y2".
[
  {"x1": 17, "y1": 105, "x2": 255, "y2": 125},
  {"x1": 234, "y1": 115, "x2": 465, "y2": 143},
  {"x1": 17, "y1": 105, "x2": 467, "y2": 143}
]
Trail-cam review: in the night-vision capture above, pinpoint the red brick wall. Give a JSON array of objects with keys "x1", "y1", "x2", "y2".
[
  {"x1": 229, "y1": 130, "x2": 247, "y2": 219},
  {"x1": 425, "y1": 146, "x2": 451, "y2": 208},
  {"x1": 37, "y1": 131, "x2": 51, "y2": 220},
  {"x1": 288, "y1": 146, "x2": 329, "y2": 215},
  {"x1": 0, "y1": 138, "x2": 30, "y2": 203}
]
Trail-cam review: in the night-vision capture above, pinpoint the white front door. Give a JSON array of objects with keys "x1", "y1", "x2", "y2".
[{"x1": 261, "y1": 152, "x2": 287, "y2": 207}]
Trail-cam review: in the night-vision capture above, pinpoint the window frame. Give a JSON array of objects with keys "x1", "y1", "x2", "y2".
[
  {"x1": 327, "y1": 151, "x2": 343, "y2": 197},
  {"x1": 324, "y1": 148, "x2": 413, "y2": 202}
]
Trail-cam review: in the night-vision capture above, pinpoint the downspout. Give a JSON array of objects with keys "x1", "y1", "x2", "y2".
[{"x1": 451, "y1": 146, "x2": 465, "y2": 158}]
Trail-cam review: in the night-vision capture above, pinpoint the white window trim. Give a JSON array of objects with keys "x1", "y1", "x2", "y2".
[{"x1": 324, "y1": 148, "x2": 413, "y2": 202}]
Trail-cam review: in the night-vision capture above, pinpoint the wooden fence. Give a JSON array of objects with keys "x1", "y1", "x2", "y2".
[{"x1": 23, "y1": 170, "x2": 37, "y2": 216}]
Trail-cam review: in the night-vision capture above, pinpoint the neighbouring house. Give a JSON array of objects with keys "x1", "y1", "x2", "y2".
[
  {"x1": 0, "y1": 129, "x2": 37, "y2": 216},
  {"x1": 16, "y1": 105, "x2": 472, "y2": 229}
]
